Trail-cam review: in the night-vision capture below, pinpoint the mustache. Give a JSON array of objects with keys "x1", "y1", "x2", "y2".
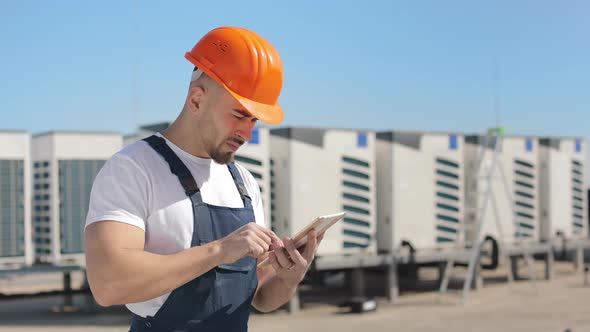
[{"x1": 228, "y1": 137, "x2": 245, "y2": 146}]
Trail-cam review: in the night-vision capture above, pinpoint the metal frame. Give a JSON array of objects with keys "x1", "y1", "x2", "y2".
[{"x1": 440, "y1": 129, "x2": 538, "y2": 303}]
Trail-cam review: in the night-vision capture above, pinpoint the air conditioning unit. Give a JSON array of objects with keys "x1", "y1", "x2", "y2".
[
  {"x1": 376, "y1": 131, "x2": 465, "y2": 253},
  {"x1": 0, "y1": 131, "x2": 33, "y2": 267},
  {"x1": 539, "y1": 137, "x2": 588, "y2": 241},
  {"x1": 270, "y1": 128, "x2": 377, "y2": 256},
  {"x1": 32, "y1": 132, "x2": 122, "y2": 265},
  {"x1": 464, "y1": 135, "x2": 540, "y2": 245}
]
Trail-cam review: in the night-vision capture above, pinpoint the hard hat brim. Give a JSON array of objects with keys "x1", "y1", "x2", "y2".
[
  {"x1": 227, "y1": 90, "x2": 284, "y2": 125},
  {"x1": 185, "y1": 52, "x2": 284, "y2": 125}
]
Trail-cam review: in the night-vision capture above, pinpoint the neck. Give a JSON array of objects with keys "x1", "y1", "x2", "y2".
[{"x1": 161, "y1": 111, "x2": 211, "y2": 159}]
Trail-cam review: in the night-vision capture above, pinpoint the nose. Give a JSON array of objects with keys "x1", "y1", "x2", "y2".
[{"x1": 236, "y1": 119, "x2": 256, "y2": 142}]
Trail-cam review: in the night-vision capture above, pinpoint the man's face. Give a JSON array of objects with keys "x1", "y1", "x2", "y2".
[{"x1": 200, "y1": 87, "x2": 258, "y2": 164}]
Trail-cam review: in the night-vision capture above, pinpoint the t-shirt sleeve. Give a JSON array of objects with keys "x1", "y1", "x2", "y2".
[
  {"x1": 235, "y1": 164, "x2": 266, "y2": 228},
  {"x1": 85, "y1": 153, "x2": 150, "y2": 231}
]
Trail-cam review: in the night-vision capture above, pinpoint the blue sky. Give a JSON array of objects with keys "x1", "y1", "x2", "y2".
[{"x1": 1, "y1": 0, "x2": 588, "y2": 139}]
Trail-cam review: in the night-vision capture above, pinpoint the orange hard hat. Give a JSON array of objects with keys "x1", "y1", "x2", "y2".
[{"x1": 185, "y1": 27, "x2": 284, "y2": 125}]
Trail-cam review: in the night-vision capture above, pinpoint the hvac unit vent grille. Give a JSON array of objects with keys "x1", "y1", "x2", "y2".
[
  {"x1": 513, "y1": 158, "x2": 536, "y2": 238},
  {"x1": 0, "y1": 160, "x2": 25, "y2": 257},
  {"x1": 571, "y1": 160, "x2": 585, "y2": 234},
  {"x1": 434, "y1": 157, "x2": 461, "y2": 243},
  {"x1": 269, "y1": 158, "x2": 276, "y2": 232},
  {"x1": 234, "y1": 154, "x2": 265, "y2": 195},
  {"x1": 33, "y1": 160, "x2": 51, "y2": 255},
  {"x1": 341, "y1": 155, "x2": 372, "y2": 248},
  {"x1": 58, "y1": 160, "x2": 105, "y2": 254},
  {"x1": 234, "y1": 155, "x2": 264, "y2": 181}
]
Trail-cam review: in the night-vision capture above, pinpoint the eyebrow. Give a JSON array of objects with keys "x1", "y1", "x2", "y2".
[{"x1": 233, "y1": 109, "x2": 258, "y2": 121}]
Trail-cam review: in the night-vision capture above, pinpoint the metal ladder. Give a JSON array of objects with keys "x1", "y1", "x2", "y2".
[{"x1": 439, "y1": 128, "x2": 536, "y2": 303}]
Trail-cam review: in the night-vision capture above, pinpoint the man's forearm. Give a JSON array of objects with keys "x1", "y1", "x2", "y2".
[
  {"x1": 87, "y1": 241, "x2": 223, "y2": 306},
  {"x1": 252, "y1": 273, "x2": 299, "y2": 313}
]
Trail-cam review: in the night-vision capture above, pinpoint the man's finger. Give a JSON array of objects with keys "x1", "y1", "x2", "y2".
[
  {"x1": 257, "y1": 224, "x2": 281, "y2": 242},
  {"x1": 269, "y1": 239, "x2": 284, "y2": 251},
  {"x1": 251, "y1": 235, "x2": 272, "y2": 255},
  {"x1": 302, "y1": 229, "x2": 318, "y2": 261},
  {"x1": 248, "y1": 224, "x2": 274, "y2": 245},
  {"x1": 268, "y1": 252, "x2": 283, "y2": 272},
  {"x1": 285, "y1": 237, "x2": 306, "y2": 266},
  {"x1": 317, "y1": 232, "x2": 325, "y2": 245},
  {"x1": 274, "y1": 246, "x2": 292, "y2": 267},
  {"x1": 246, "y1": 237, "x2": 269, "y2": 257}
]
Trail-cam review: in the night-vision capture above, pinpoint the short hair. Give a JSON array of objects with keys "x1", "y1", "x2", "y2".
[{"x1": 191, "y1": 66, "x2": 204, "y2": 82}]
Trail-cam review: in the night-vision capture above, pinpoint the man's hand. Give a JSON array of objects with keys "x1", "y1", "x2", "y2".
[
  {"x1": 268, "y1": 229, "x2": 324, "y2": 286},
  {"x1": 218, "y1": 223, "x2": 281, "y2": 265}
]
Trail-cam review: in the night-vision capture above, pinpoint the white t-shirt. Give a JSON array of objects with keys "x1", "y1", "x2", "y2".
[{"x1": 85, "y1": 133, "x2": 265, "y2": 318}]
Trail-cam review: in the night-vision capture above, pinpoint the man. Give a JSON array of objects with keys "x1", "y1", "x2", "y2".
[{"x1": 85, "y1": 26, "x2": 322, "y2": 332}]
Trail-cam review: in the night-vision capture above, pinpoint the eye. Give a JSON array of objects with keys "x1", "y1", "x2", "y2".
[{"x1": 231, "y1": 109, "x2": 257, "y2": 122}]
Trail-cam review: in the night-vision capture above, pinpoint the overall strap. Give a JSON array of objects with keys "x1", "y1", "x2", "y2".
[
  {"x1": 143, "y1": 135, "x2": 199, "y2": 196},
  {"x1": 227, "y1": 162, "x2": 252, "y2": 208}
]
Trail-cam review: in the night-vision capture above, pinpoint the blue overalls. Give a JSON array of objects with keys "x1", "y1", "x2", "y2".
[{"x1": 129, "y1": 135, "x2": 258, "y2": 332}]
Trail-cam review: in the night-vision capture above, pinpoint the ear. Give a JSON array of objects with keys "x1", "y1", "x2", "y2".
[{"x1": 185, "y1": 85, "x2": 206, "y2": 115}]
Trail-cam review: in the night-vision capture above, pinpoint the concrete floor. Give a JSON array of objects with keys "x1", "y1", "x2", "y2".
[{"x1": 0, "y1": 260, "x2": 588, "y2": 332}]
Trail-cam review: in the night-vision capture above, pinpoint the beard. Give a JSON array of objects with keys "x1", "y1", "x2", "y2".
[
  {"x1": 210, "y1": 148, "x2": 234, "y2": 164},
  {"x1": 207, "y1": 137, "x2": 244, "y2": 164}
]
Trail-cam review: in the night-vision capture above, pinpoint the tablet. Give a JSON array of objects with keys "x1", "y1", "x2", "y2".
[{"x1": 257, "y1": 211, "x2": 346, "y2": 269}]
